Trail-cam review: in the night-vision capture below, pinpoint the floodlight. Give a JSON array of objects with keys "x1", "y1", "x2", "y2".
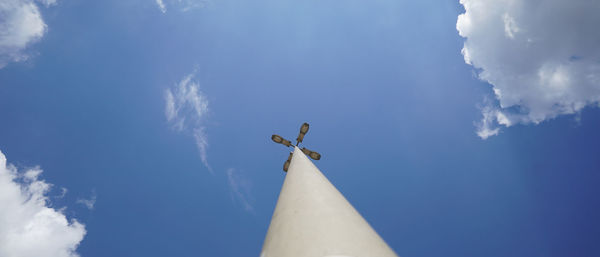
[
  {"x1": 272, "y1": 134, "x2": 292, "y2": 147},
  {"x1": 301, "y1": 147, "x2": 321, "y2": 160},
  {"x1": 283, "y1": 152, "x2": 293, "y2": 172},
  {"x1": 272, "y1": 123, "x2": 321, "y2": 173},
  {"x1": 296, "y1": 123, "x2": 310, "y2": 145},
  {"x1": 283, "y1": 161, "x2": 290, "y2": 172}
]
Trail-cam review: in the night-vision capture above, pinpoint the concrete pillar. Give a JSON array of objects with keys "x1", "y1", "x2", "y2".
[{"x1": 261, "y1": 146, "x2": 398, "y2": 257}]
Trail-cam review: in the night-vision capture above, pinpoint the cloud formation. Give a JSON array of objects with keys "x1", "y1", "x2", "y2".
[
  {"x1": 165, "y1": 72, "x2": 212, "y2": 172},
  {"x1": 154, "y1": 0, "x2": 208, "y2": 13},
  {"x1": 76, "y1": 190, "x2": 96, "y2": 210},
  {"x1": 226, "y1": 168, "x2": 254, "y2": 212},
  {"x1": 457, "y1": 0, "x2": 600, "y2": 138},
  {"x1": 0, "y1": 150, "x2": 86, "y2": 257},
  {"x1": 0, "y1": 0, "x2": 56, "y2": 68},
  {"x1": 155, "y1": 0, "x2": 166, "y2": 13}
]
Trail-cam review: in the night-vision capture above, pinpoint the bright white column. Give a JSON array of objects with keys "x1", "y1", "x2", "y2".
[{"x1": 261, "y1": 146, "x2": 398, "y2": 257}]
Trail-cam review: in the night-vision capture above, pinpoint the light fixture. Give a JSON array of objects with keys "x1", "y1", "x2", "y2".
[
  {"x1": 296, "y1": 123, "x2": 309, "y2": 145},
  {"x1": 271, "y1": 134, "x2": 292, "y2": 147},
  {"x1": 283, "y1": 152, "x2": 293, "y2": 172},
  {"x1": 272, "y1": 122, "x2": 322, "y2": 172},
  {"x1": 301, "y1": 147, "x2": 321, "y2": 160}
]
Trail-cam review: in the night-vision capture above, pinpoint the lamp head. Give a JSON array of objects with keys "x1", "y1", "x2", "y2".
[{"x1": 272, "y1": 134, "x2": 292, "y2": 147}]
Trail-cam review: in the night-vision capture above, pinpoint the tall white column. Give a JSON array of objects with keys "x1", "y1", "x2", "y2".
[{"x1": 261, "y1": 147, "x2": 398, "y2": 257}]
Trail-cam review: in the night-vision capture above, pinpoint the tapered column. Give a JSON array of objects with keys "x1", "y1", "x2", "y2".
[{"x1": 261, "y1": 147, "x2": 398, "y2": 257}]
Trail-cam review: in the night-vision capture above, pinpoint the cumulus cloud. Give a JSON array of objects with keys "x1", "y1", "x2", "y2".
[
  {"x1": 0, "y1": 0, "x2": 57, "y2": 68},
  {"x1": 457, "y1": 0, "x2": 600, "y2": 138},
  {"x1": 165, "y1": 72, "x2": 212, "y2": 172},
  {"x1": 226, "y1": 168, "x2": 254, "y2": 212},
  {"x1": 154, "y1": 0, "x2": 208, "y2": 13},
  {"x1": 0, "y1": 150, "x2": 86, "y2": 257}
]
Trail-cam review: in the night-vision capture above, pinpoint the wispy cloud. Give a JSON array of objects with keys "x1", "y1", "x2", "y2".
[
  {"x1": 0, "y1": 0, "x2": 58, "y2": 68},
  {"x1": 155, "y1": 0, "x2": 166, "y2": 13},
  {"x1": 0, "y1": 150, "x2": 86, "y2": 257},
  {"x1": 475, "y1": 106, "x2": 500, "y2": 140},
  {"x1": 193, "y1": 128, "x2": 210, "y2": 171},
  {"x1": 475, "y1": 97, "x2": 512, "y2": 139},
  {"x1": 226, "y1": 168, "x2": 254, "y2": 212},
  {"x1": 178, "y1": 0, "x2": 208, "y2": 12},
  {"x1": 165, "y1": 71, "x2": 212, "y2": 172},
  {"x1": 57, "y1": 187, "x2": 68, "y2": 198},
  {"x1": 76, "y1": 190, "x2": 97, "y2": 210},
  {"x1": 457, "y1": 0, "x2": 600, "y2": 138},
  {"x1": 154, "y1": 0, "x2": 208, "y2": 13}
]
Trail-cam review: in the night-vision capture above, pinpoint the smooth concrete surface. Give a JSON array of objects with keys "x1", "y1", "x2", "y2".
[{"x1": 261, "y1": 147, "x2": 398, "y2": 257}]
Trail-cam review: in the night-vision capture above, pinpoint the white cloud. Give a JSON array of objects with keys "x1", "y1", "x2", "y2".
[
  {"x1": 502, "y1": 13, "x2": 519, "y2": 39},
  {"x1": 0, "y1": 0, "x2": 57, "y2": 68},
  {"x1": 76, "y1": 191, "x2": 96, "y2": 210},
  {"x1": 165, "y1": 72, "x2": 212, "y2": 172},
  {"x1": 178, "y1": 0, "x2": 208, "y2": 12},
  {"x1": 58, "y1": 187, "x2": 68, "y2": 198},
  {"x1": 155, "y1": 0, "x2": 166, "y2": 13},
  {"x1": 193, "y1": 127, "x2": 211, "y2": 172},
  {"x1": 457, "y1": 0, "x2": 600, "y2": 138},
  {"x1": 36, "y1": 0, "x2": 57, "y2": 7},
  {"x1": 226, "y1": 168, "x2": 254, "y2": 212},
  {"x1": 154, "y1": 0, "x2": 208, "y2": 13},
  {"x1": 475, "y1": 99, "x2": 502, "y2": 139},
  {"x1": 0, "y1": 150, "x2": 86, "y2": 257},
  {"x1": 56, "y1": 187, "x2": 69, "y2": 199}
]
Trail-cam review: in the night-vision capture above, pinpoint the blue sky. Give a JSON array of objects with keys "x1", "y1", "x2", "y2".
[{"x1": 1, "y1": 0, "x2": 600, "y2": 256}]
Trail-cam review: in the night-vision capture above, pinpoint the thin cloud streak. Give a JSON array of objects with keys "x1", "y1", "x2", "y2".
[
  {"x1": 226, "y1": 168, "x2": 254, "y2": 212},
  {"x1": 193, "y1": 128, "x2": 212, "y2": 172},
  {"x1": 154, "y1": 0, "x2": 208, "y2": 13},
  {"x1": 155, "y1": 0, "x2": 166, "y2": 13},
  {"x1": 165, "y1": 72, "x2": 212, "y2": 172}
]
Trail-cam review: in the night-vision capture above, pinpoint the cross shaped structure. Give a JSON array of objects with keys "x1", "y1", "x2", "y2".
[{"x1": 271, "y1": 123, "x2": 321, "y2": 172}]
